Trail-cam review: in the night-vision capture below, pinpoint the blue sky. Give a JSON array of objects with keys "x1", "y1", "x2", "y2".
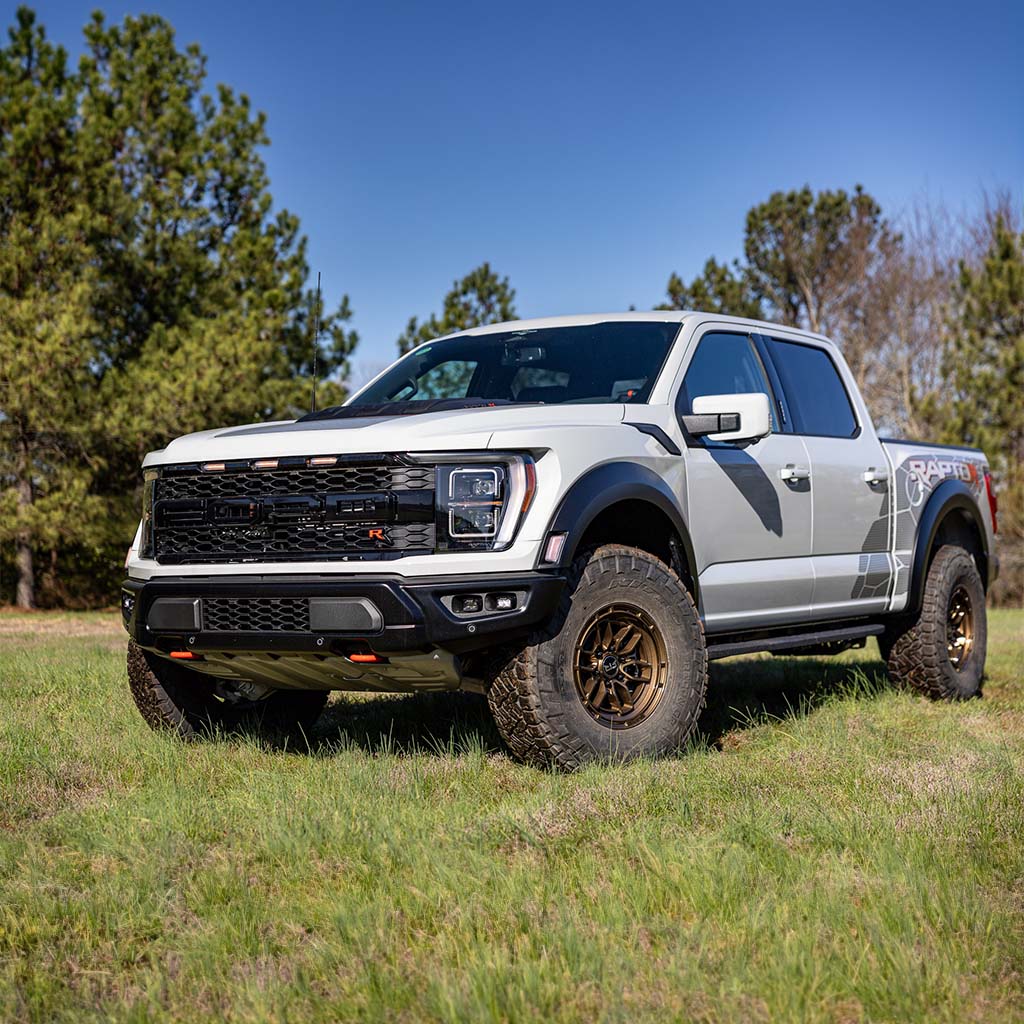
[{"x1": 30, "y1": 0, "x2": 1024, "y2": 377}]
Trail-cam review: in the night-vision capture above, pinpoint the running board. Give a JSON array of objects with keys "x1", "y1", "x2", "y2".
[{"x1": 706, "y1": 623, "x2": 885, "y2": 661}]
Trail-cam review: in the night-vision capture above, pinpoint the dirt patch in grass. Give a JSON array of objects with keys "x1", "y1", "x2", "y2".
[{"x1": 882, "y1": 752, "x2": 985, "y2": 801}]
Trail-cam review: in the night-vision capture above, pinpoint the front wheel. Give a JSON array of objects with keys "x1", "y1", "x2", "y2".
[
  {"x1": 127, "y1": 640, "x2": 329, "y2": 741},
  {"x1": 883, "y1": 545, "x2": 987, "y2": 700},
  {"x1": 487, "y1": 544, "x2": 708, "y2": 770}
]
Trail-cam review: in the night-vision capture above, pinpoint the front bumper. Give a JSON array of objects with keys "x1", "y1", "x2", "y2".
[{"x1": 121, "y1": 571, "x2": 566, "y2": 658}]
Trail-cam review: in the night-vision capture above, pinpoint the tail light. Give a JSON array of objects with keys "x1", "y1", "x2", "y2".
[{"x1": 984, "y1": 472, "x2": 998, "y2": 533}]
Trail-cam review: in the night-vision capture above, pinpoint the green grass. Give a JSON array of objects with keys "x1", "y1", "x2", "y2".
[{"x1": 1, "y1": 609, "x2": 1023, "y2": 1023}]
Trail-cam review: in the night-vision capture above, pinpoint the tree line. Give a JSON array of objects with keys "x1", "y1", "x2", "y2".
[{"x1": 1, "y1": 7, "x2": 1021, "y2": 607}]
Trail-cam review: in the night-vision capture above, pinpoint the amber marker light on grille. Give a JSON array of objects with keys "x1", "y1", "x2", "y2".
[
  {"x1": 309, "y1": 456, "x2": 338, "y2": 467},
  {"x1": 348, "y1": 652, "x2": 384, "y2": 664},
  {"x1": 201, "y1": 462, "x2": 225, "y2": 472},
  {"x1": 169, "y1": 651, "x2": 198, "y2": 660},
  {"x1": 254, "y1": 459, "x2": 279, "y2": 470}
]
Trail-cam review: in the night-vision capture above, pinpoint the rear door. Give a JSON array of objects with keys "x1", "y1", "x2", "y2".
[
  {"x1": 676, "y1": 327, "x2": 814, "y2": 632},
  {"x1": 760, "y1": 334, "x2": 894, "y2": 620}
]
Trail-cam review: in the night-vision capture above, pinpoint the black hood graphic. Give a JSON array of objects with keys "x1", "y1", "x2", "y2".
[{"x1": 298, "y1": 398, "x2": 523, "y2": 423}]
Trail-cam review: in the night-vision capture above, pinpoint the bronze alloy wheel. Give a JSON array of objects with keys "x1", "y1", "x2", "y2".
[
  {"x1": 573, "y1": 604, "x2": 668, "y2": 729},
  {"x1": 946, "y1": 584, "x2": 975, "y2": 670}
]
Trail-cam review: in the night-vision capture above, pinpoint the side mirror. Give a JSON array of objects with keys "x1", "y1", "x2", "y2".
[{"x1": 681, "y1": 392, "x2": 772, "y2": 443}]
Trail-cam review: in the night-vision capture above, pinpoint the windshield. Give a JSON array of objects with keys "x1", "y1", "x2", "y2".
[{"x1": 352, "y1": 322, "x2": 680, "y2": 408}]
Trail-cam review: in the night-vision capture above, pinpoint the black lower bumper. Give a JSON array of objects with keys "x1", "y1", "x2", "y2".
[{"x1": 121, "y1": 571, "x2": 566, "y2": 656}]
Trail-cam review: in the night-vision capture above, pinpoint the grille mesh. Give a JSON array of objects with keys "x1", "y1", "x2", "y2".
[
  {"x1": 155, "y1": 523, "x2": 434, "y2": 563},
  {"x1": 203, "y1": 597, "x2": 310, "y2": 632},
  {"x1": 157, "y1": 465, "x2": 431, "y2": 501}
]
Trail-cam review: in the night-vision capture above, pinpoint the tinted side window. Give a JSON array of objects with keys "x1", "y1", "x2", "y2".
[
  {"x1": 679, "y1": 332, "x2": 776, "y2": 429},
  {"x1": 766, "y1": 339, "x2": 857, "y2": 437}
]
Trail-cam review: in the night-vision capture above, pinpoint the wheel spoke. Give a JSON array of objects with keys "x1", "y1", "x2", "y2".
[
  {"x1": 610, "y1": 624, "x2": 632, "y2": 651},
  {"x1": 610, "y1": 677, "x2": 633, "y2": 712},
  {"x1": 601, "y1": 621, "x2": 615, "y2": 649},
  {"x1": 619, "y1": 630, "x2": 643, "y2": 656}
]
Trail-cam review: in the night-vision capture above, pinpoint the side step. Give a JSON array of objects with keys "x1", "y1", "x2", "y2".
[{"x1": 706, "y1": 623, "x2": 885, "y2": 661}]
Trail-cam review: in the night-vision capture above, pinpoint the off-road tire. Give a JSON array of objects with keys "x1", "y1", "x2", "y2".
[
  {"x1": 487, "y1": 544, "x2": 707, "y2": 770},
  {"x1": 127, "y1": 640, "x2": 328, "y2": 741},
  {"x1": 883, "y1": 545, "x2": 986, "y2": 700}
]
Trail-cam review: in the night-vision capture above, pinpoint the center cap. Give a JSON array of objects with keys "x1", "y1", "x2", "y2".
[{"x1": 600, "y1": 654, "x2": 620, "y2": 676}]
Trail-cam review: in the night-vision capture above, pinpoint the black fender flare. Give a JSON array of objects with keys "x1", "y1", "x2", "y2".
[
  {"x1": 908, "y1": 479, "x2": 990, "y2": 613},
  {"x1": 540, "y1": 462, "x2": 699, "y2": 605}
]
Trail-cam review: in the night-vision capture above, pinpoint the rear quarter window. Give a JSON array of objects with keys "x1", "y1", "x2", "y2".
[{"x1": 767, "y1": 339, "x2": 858, "y2": 438}]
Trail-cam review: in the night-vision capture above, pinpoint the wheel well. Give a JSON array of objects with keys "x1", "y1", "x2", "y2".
[
  {"x1": 577, "y1": 499, "x2": 695, "y2": 594},
  {"x1": 931, "y1": 508, "x2": 988, "y2": 588}
]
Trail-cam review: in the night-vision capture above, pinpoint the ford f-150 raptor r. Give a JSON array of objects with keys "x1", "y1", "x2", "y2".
[{"x1": 122, "y1": 313, "x2": 999, "y2": 769}]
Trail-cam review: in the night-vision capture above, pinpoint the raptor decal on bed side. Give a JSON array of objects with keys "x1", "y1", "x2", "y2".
[{"x1": 886, "y1": 449, "x2": 988, "y2": 612}]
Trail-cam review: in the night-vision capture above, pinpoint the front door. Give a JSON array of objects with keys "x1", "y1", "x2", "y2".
[{"x1": 676, "y1": 329, "x2": 814, "y2": 632}]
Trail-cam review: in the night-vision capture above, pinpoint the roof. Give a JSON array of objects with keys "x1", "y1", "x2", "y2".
[{"x1": 447, "y1": 310, "x2": 833, "y2": 346}]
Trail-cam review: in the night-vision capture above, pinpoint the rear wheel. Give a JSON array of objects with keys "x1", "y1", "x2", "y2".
[
  {"x1": 127, "y1": 640, "x2": 328, "y2": 741},
  {"x1": 487, "y1": 544, "x2": 707, "y2": 770},
  {"x1": 883, "y1": 545, "x2": 986, "y2": 700}
]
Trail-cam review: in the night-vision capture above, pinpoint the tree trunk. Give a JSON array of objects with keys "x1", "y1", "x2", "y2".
[
  {"x1": 14, "y1": 438, "x2": 35, "y2": 610},
  {"x1": 15, "y1": 531, "x2": 35, "y2": 610}
]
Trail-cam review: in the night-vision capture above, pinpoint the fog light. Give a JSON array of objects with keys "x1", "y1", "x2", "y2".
[
  {"x1": 486, "y1": 593, "x2": 517, "y2": 611},
  {"x1": 453, "y1": 594, "x2": 483, "y2": 614}
]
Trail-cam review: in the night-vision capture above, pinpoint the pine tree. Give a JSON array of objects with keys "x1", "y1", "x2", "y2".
[
  {"x1": 941, "y1": 214, "x2": 1024, "y2": 540},
  {"x1": 397, "y1": 263, "x2": 516, "y2": 354},
  {"x1": 0, "y1": 7, "x2": 359, "y2": 606},
  {"x1": 657, "y1": 258, "x2": 763, "y2": 319},
  {"x1": 0, "y1": 9, "x2": 105, "y2": 608}
]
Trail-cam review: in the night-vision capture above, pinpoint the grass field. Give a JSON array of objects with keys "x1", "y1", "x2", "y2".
[{"x1": 1, "y1": 609, "x2": 1022, "y2": 1023}]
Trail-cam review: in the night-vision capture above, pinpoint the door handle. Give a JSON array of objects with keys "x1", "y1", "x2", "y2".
[
  {"x1": 779, "y1": 464, "x2": 810, "y2": 481},
  {"x1": 863, "y1": 467, "x2": 889, "y2": 485}
]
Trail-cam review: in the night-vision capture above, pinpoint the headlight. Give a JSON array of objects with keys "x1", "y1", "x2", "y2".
[{"x1": 435, "y1": 456, "x2": 536, "y2": 551}]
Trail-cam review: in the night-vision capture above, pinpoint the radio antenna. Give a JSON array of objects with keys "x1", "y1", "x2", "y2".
[{"x1": 311, "y1": 271, "x2": 321, "y2": 413}]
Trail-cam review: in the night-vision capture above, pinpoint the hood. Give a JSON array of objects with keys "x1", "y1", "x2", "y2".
[{"x1": 143, "y1": 403, "x2": 626, "y2": 466}]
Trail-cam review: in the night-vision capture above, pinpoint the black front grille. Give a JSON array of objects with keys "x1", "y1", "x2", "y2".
[
  {"x1": 152, "y1": 457, "x2": 436, "y2": 564},
  {"x1": 204, "y1": 597, "x2": 309, "y2": 632},
  {"x1": 155, "y1": 523, "x2": 435, "y2": 563}
]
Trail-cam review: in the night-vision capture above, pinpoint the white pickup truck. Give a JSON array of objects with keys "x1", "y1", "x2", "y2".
[{"x1": 122, "y1": 313, "x2": 999, "y2": 769}]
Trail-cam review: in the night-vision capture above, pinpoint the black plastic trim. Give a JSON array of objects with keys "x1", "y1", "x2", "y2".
[
  {"x1": 541, "y1": 462, "x2": 698, "y2": 605},
  {"x1": 750, "y1": 333, "x2": 793, "y2": 432},
  {"x1": 627, "y1": 422, "x2": 682, "y2": 455},
  {"x1": 707, "y1": 623, "x2": 884, "y2": 660},
  {"x1": 680, "y1": 412, "x2": 741, "y2": 436},
  {"x1": 122, "y1": 571, "x2": 566, "y2": 656},
  {"x1": 908, "y1": 480, "x2": 990, "y2": 613}
]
